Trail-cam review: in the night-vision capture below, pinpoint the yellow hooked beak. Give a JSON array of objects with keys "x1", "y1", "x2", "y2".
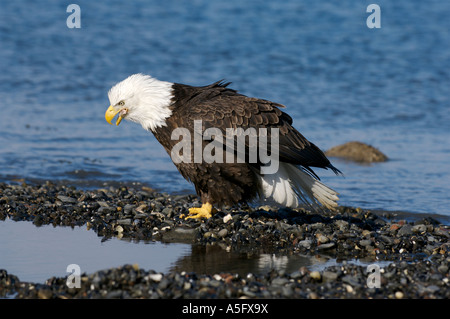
[{"x1": 105, "y1": 105, "x2": 127, "y2": 126}]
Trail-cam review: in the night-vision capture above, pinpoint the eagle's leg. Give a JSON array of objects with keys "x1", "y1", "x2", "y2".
[{"x1": 184, "y1": 202, "x2": 215, "y2": 220}]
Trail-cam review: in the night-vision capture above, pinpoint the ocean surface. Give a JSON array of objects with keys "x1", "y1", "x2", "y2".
[{"x1": 1, "y1": 0, "x2": 449, "y2": 217}]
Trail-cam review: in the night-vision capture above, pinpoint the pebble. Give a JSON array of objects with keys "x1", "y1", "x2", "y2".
[
  {"x1": 37, "y1": 287, "x2": 53, "y2": 299},
  {"x1": 412, "y1": 224, "x2": 427, "y2": 233},
  {"x1": 359, "y1": 239, "x2": 372, "y2": 247},
  {"x1": 398, "y1": 224, "x2": 413, "y2": 236},
  {"x1": 0, "y1": 257, "x2": 448, "y2": 299},
  {"x1": 345, "y1": 284, "x2": 353, "y2": 293},
  {"x1": 395, "y1": 291, "x2": 404, "y2": 299},
  {"x1": 335, "y1": 220, "x2": 349, "y2": 231},
  {"x1": 223, "y1": 214, "x2": 232, "y2": 223},
  {"x1": 322, "y1": 271, "x2": 338, "y2": 282},
  {"x1": 309, "y1": 271, "x2": 321, "y2": 280},
  {"x1": 437, "y1": 265, "x2": 448, "y2": 274},
  {"x1": 316, "y1": 234, "x2": 329, "y2": 244},
  {"x1": 299, "y1": 240, "x2": 312, "y2": 249},
  {"x1": 148, "y1": 273, "x2": 163, "y2": 282},
  {"x1": 218, "y1": 229, "x2": 228, "y2": 238},
  {"x1": 271, "y1": 277, "x2": 289, "y2": 286},
  {"x1": 115, "y1": 225, "x2": 124, "y2": 233},
  {"x1": 56, "y1": 195, "x2": 77, "y2": 204},
  {"x1": 117, "y1": 218, "x2": 132, "y2": 225},
  {"x1": 0, "y1": 181, "x2": 449, "y2": 299},
  {"x1": 317, "y1": 242, "x2": 335, "y2": 250},
  {"x1": 325, "y1": 141, "x2": 388, "y2": 163}
]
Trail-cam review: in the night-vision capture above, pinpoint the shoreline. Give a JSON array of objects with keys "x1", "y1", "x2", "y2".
[
  {"x1": 2, "y1": 177, "x2": 449, "y2": 225},
  {"x1": 0, "y1": 181, "x2": 449, "y2": 299}
]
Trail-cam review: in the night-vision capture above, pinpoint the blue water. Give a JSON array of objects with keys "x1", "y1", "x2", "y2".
[{"x1": 0, "y1": 0, "x2": 449, "y2": 216}]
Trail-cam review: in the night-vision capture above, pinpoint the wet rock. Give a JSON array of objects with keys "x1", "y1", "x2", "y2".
[
  {"x1": 317, "y1": 242, "x2": 335, "y2": 251},
  {"x1": 271, "y1": 277, "x2": 289, "y2": 286},
  {"x1": 335, "y1": 220, "x2": 349, "y2": 231},
  {"x1": 316, "y1": 233, "x2": 329, "y2": 244},
  {"x1": 398, "y1": 224, "x2": 413, "y2": 236},
  {"x1": 148, "y1": 273, "x2": 163, "y2": 282},
  {"x1": 161, "y1": 207, "x2": 173, "y2": 216},
  {"x1": 309, "y1": 271, "x2": 321, "y2": 281},
  {"x1": 322, "y1": 271, "x2": 338, "y2": 282},
  {"x1": 117, "y1": 218, "x2": 132, "y2": 225},
  {"x1": 56, "y1": 195, "x2": 77, "y2": 204},
  {"x1": 299, "y1": 239, "x2": 312, "y2": 249},
  {"x1": 1, "y1": 255, "x2": 450, "y2": 299},
  {"x1": 395, "y1": 291, "x2": 404, "y2": 299},
  {"x1": 123, "y1": 204, "x2": 135, "y2": 214},
  {"x1": 115, "y1": 225, "x2": 124, "y2": 233},
  {"x1": 341, "y1": 275, "x2": 361, "y2": 287},
  {"x1": 37, "y1": 287, "x2": 53, "y2": 299},
  {"x1": 325, "y1": 141, "x2": 388, "y2": 163},
  {"x1": 412, "y1": 224, "x2": 427, "y2": 233},
  {"x1": 218, "y1": 229, "x2": 228, "y2": 238},
  {"x1": 0, "y1": 181, "x2": 449, "y2": 299},
  {"x1": 437, "y1": 264, "x2": 448, "y2": 274},
  {"x1": 359, "y1": 239, "x2": 372, "y2": 247}
]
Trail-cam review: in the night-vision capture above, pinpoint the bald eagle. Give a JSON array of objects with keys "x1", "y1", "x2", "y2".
[{"x1": 105, "y1": 74, "x2": 341, "y2": 219}]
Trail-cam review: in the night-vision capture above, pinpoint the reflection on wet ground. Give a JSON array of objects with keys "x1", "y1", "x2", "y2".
[
  {"x1": 0, "y1": 219, "x2": 351, "y2": 283},
  {"x1": 170, "y1": 244, "x2": 328, "y2": 275},
  {"x1": 0, "y1": 219, "x2": 188, "y2": 283}
]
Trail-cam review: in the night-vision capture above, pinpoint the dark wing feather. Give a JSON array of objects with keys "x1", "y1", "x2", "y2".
[{"x1": 172, "y1": 83, "x2": 340, "y2": 176}]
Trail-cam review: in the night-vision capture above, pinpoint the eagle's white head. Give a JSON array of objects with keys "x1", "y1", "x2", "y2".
[{"x1": 106, "y1": 73, "x2": 174, "y2": 132}]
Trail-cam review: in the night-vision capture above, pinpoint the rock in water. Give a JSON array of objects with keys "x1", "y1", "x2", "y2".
[{"x1": 325, "y1": 141, "x2": 388, "y2": 163}]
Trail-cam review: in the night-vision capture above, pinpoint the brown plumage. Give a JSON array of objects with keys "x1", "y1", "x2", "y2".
[
  {"x1": 152, "y1": 81, "x2": 341, "y2": 207},
  {"x1": 106, "y1": 74, "x2": 341, "y2": 218}
]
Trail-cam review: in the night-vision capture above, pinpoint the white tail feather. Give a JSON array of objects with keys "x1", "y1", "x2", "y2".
[{"x1": 257, "y1": 163, "x2": 339, "y2": 210}]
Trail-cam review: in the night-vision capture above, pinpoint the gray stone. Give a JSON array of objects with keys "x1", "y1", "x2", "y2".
[
  {"x1": 398, "y1": 224, "x2": 413, "y2": 236},
  {"x1": 218, "y1": 229, "x2": 228, "y2": 238},
  {"x1": 317, "y1": 242, "x2": 335, "y2": 250},
  {"x1": 57, "y1": 195, "x2": 77, "y2": 203},
  {"x1": 412, "y1": 224, "x2": 427, "y2": 233},
  {"x1": 271, "y1": 277, "x2": 289, "y2": 286},
  {"x1": 335, "y1": 220, "x2": 349, "y2": 231},
  {"x1": 117, "y1": 218, "x2": 132, "y2": 225},
  {"x1": 299, "y1": 239, "x2": 312, "y2": 249},
  {"x1": 322, "y1": 271, "x2": 338, "y2": 282},
  {"x1": 359, "y1": 239, "x2": 372, "y2": 247}
]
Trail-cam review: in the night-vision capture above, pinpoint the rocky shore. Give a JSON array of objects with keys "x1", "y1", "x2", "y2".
[{"x1": 0, "y1": 181, "x2": 449, "y2": 299}]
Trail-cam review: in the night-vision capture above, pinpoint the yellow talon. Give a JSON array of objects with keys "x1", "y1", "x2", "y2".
[{"x1": 184, "y1": 202, "x2": 215, "y2": 220}]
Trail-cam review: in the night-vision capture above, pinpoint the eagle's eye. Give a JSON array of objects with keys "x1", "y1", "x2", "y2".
[{"x1": 118, "y1": 101, "x2": 125, "y2": 106}]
